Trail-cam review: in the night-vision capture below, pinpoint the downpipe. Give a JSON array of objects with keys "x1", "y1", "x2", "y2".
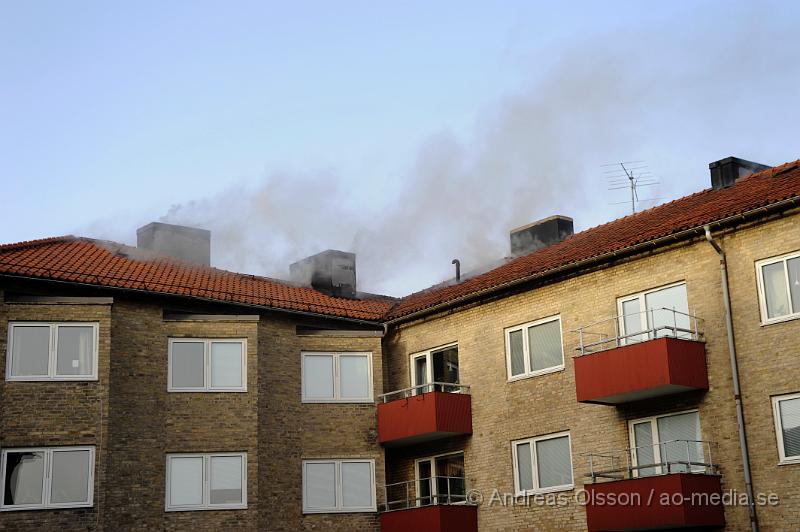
[{"x1": 704, "y1": 225, "x2": 759, "y2": 532}]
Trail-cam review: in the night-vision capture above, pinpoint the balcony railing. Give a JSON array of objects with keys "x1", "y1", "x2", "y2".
[
  {"x1": 573, "y1": 307, "x2": 704, "y2": 356},
  {"x1": 382, "y1": 476, "x2": 469, "y2": 512},
  {"x1": 378, "y1": 382, "x2": 471, "y2": 403},
  {"x1": 584, "y1": 439, "x2": 719, "y2": 483}
]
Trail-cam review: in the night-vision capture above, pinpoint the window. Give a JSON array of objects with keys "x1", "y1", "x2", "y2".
[
  {"x1": 505, "y1": 315, "x2": 564, "y2": 380},
  {"x1": 773, "y1": 393, "x2": 800, "y2": 464},
  {"x1": 6, "y1": 322, "x2": 98, "y2": 381},
  {"x1": 757, "y1": 251, "x2": 800, "y2": 323},
  {"x1": 410, "y1": 344, "x2": 459, "y2": 393},
  {"x1": 629, "y1": 410, "x2": 703, "y2": 477},
  {"x1": 166, "y1": 453, "x2": 247, "y2": 511},
  {"x1": 618, "y1": 282, "x2": 691, "y2": 343},
  {"x1": 512, "y1": 432, "x2": 573, "y2": 494},
  {"x1": 415, "y1": 452, "x2": 465, "y2": 505},
  {"x1": 301, "y1": 352, "x2": 372, "y2": 403},
  {"x1": 1, "y1": 446, "x2": 94, "y2": 511},
  {"x1": 168, "y1": 339, "x2": 246, "y2": 392},
  {"x1": 302, "y1": 459, "x2": 376, "y2": 513}
]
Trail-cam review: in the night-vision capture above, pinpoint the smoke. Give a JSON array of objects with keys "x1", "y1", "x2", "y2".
[{"x1": 87, "y1": 9, "x2": 800, "y2": 296}]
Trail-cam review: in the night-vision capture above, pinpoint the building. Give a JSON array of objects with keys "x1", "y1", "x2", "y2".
[{"x1": 0, "y1": 156, "x2": 798, "y2": 531}]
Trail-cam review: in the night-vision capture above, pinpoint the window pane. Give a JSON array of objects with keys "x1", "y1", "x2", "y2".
[
  {"x1": 305, "y1": 462, "x2": 336, "y2": 509},
  {"x1": 657, "y1": 412, "x2": 702, "y2": 473},
  {"x1": 11, "y1": 326, "x2": 50, "y2": 377},
  {"x1": 763, "y1": 262, "x2": 790, "y2": 318},
  {"x1": 340, "y1": 356, "x2": 370, "y2": 399},
  {"x1": 515, "y1": 442, "x2": 534, "y2": 491},
  {"x1": 779, "y1": 397, "x2": 800, "y2": 458},
  {"x1": 210, "y1": 456, "x2": 243, "y2": 505},
  {"x1": 414, "y1": 356, "x2": 428, "y2": 393},
  {"x1": 633, "y1": 422, "x2": 657, "y2": 477},
  {"x1": 509, "y1": 330, "x2": 525, "y2": 376},
  {"x1": 171, "y1": 342, "x2": 205, "y2": 388},
  {"x1": 788, "y1": 257, "x2": 800, "y2": 314},
  {"x1": 646, "y1": 284, "x2": 690, "y2": 339},
  {"x1": 303, "y1": 355, "x2": 334, "y2": 399},
  {"x1": 536, "y1": 436, "x2": 572, "y2": 488},
  {"x1": 622, "y1": 298, "x2": 645, "y2": 343},
  {"x1": 341, "y1": 462, "x2": 372, "y2": 509},
  {"x1": 528, "y1": 320, "x2": 563, "y2": 372},
  {"x1": 169, "y1": 457, "x2": 204, "y2": 506},
  {"x1": 417, "y1": 461, "x2": 432, "y2": 505},
  {"x1": 50, "y1": 450, "x2": 90, "y2": 504},
  {"x1": 56, "y1": 326, "x2": 94, "y2": 376},
  {"x1": 432, "y1": 347, "x2": 459, "y2": 386},
  {"x1": 3, "y1": 451, "x2": 45, "y2": 506},
  {"x1": 435, "y1": 454, "x2": 465, "y2": 502},
  {"x1": 210, "y1": 342, "x2": 243, "y2": 388}
]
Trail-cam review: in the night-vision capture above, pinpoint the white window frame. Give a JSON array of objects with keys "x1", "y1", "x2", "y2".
[
  {"x1": 504, "y1": 315, "x2": 564, "y2": 381},
  {"x1": 300, "y1": 352, "x2": 373, "y2": 403},
  {"x1": 302, "y1": 459, "x2": 376, "y2": 513},
  {"x1": 165, "y1": 452, "x2": 247, "y2": 511},
  {"x1": 167, "y1": 338, "x2": 247, "y2": 392},
  {"x1": 627, "y1": 409, "x2": 702, "y2": 477},
  {"x1": 414, "y1": 451, "x2": 466, "y2": 506},
  {"x1": 409, "y1": 342, "x2": 459, "y2": 389},
  {"x1": 6, "y1": 322, "x2": 99, "y2": 381},
  {"x1": 772, "y1": 392, "x2": 800, "y2": 465},
  {"x1": 0, "y1": 446, "x2": 95, "y2": 511},
  {"x1": 512, "y1": 431, "x2": 574, "y2": 495},
  {"x1": 756, "y1": 251, "x2": 800, "y2": 325},
  {"x1": 617, "y1": 281, "x2": 688, "y2": 342}
]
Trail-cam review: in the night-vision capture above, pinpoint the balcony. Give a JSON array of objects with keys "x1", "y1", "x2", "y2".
[
  {"x1": 377, "y1": 383, "x2": 472, "y2": 446},
  {"x1": 380, "y1": 476, "x2": 478, "y2": 532},
  {"x1": 573, "y1": 308, "x2": 708, "y2": 405},
  {"x1": 583, "y1": 440, "x2": 724, "y2": 531}
]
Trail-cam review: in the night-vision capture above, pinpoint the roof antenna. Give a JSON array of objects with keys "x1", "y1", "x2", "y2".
[
  {"x1": 452, "y1": 259, "x2": 461, "y2": 282},
  {"x1": 603, "y1": 160, "x2": 661, "y2": 214}
]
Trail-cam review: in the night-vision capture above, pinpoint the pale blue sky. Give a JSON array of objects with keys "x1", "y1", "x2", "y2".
[{"x1": 2, "y1": 1, "x2": 799, "y2": 295}]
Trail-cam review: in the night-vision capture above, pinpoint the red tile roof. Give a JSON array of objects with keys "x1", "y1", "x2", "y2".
[
  {"x1": 0, "y1": 237, "x2": 395, "y2": 321},
  {"x1": 0, "y1": 160, "x2": 798, "y2": 323},
  {"x1": 386, "y1": 159, "x2": 800, "y2": 320}
]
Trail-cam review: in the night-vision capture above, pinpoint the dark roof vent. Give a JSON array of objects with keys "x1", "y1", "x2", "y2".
[
  {"x1": 510, "y1": 215, "x2": 574, "y2": 257},
  {"x1": 136, "y1": 222, "x2": 211, "y2": 265},
  {"x1": 290, "y1": 250, "x2": 357, "y2": 299},
  {"x1": 709, "y1": 157, "x2": 770, "y2": 190}
]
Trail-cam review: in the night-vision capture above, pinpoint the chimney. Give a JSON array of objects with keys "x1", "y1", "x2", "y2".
[
  {"x1": 136, "y1": 222, "x2": 211, "y2": 266},
  {"x1": 290, "y1": 250, "x2": 357, "y2": 299},
  {"x1": 709, "y1": 156, "x2": 770, "y2": 190},
  {"x1": 510, "y1": 215, "x2": 574, "y2": 257}
]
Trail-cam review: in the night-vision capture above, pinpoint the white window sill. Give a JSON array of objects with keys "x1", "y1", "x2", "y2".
[
  {"x1": 1, "y1": 502, "x2": 93, "y2": 511},
  {"x1": 516, "y1": 484, "x2": 574, "y2": 496},
  {"x1": 303, "y1": 507, "x2": 377, "y2": 514},
  {"x1": 778, "y1": 457, "x2": 800, "y2": 466},
  {"x1": 508, "y1": 365, "x2": 565, "y2": 383},
  {"x1": 6, "y1": 376, "x2": 98, "y2": 382},
  {"x1": 760, "y1": 313, "x2": 800, "y2": 327},
  {"x1": 301, "y1": 398, "x2": 374, "y2": 404},
  {"x1": 167, "y1": 388, "x2": 247, "y2": 393},
  {"x1": 166, "y1": 504, "x2": 247, "y2": 512}
]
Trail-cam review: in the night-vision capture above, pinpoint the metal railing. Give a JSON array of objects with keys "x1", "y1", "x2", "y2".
[
  {"x1": 584, "y1": 439, "x2": 719, "y2": 483},
  {"x1": 382, "y1": 476, "x2": 469, "y2": 511},
  {"x1": 573, "y1": 307, "x2": 704, "y2": 356},
  {"x1": 378, "y1": 382, "x2": 471, "y2": 403}
]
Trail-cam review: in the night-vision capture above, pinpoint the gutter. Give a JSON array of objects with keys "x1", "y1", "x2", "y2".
[
  {"x1": 386, "y1": 196, "x2": 799, "y2": 326},
  {"x1": 704, "y1": 226, "x2": 758, "y2": 532}
]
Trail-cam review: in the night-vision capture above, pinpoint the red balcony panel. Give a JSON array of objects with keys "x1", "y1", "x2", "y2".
[
  {"x1": 377, "y1": 391, "x2": 472, "y2": 446},
  {"x1": 380, "y1": 505, "x2": 478, "y2": 532},
  {"x1": 574, "y1": 337, "x2": 708, "y2": 405},
  {"x1": 584, "y1": 473, "x2": 725, "y2": 531}
]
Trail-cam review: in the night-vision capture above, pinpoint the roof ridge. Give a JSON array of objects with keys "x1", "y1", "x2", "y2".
[{"x1": 0, "y1": 235, "x2": 77, "y2": 252}]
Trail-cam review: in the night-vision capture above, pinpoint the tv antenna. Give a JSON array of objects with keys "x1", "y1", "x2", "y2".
[{"x1": 602, "y1": 161, "x2": 661, "y2": 214}]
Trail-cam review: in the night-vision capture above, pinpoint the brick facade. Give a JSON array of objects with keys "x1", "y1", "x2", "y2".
[{"x1": 0, "y1": 208, "x2": 798, "y2": 531}]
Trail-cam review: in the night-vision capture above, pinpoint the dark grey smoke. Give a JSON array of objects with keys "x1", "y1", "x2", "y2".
[{"x1": 86, "y1": 13, "x2": 800, "y2": 296}]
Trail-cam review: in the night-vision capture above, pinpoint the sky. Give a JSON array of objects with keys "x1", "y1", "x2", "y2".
[{"x1": 1, "y1": 1, "x2": 799, "y2": 296}]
